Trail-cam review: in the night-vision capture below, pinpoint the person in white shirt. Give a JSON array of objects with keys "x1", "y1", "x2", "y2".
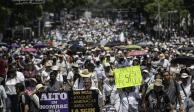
[
  {"x1": 5, "y1": 66, "x2": 25, "y2": 112},
  {"x1": 0, "y1": 77, "x2": 7, "y2": 112},
  {"x1": 117, "y1": 87, "x2": 140, "y2": 112},
  {"x1": 159, "y1": 53, "x2": 170, "y2": 69},
  {"x1": 73, "y1": 69, "x2": 103, "y2": 109},
  {"x1": 41, "y1": 60, "x2": 52, "y2": 84},
  {"x1": 94, "y1": 59, "x2": 106, "y2": 91},
  {"x1": 67, "y1": 64, "x2": 79, "y2": 87},
  {"x1": 180, "y1": 73, "x2": 191, "y2": 103},
  {"x1": 51, "y1": 65, "x2": 63, "y2": 82},
  {"x1": 103, "y1": 71, "x2": 120, "y2": 111},
  {"x1": 73, "y1": 69, "x2": 97, "y2": 90},
  {"x1": 56, "y1": 54, "x2": 69, "y2": 76},
  {"x1": 94, "y1": 59, "x2": 106, "y2": 80}
]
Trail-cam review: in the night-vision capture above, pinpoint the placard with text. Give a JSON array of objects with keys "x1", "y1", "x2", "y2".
[
  {"x1": 69, "y1": 90, "x2": 99, "y2": 112},
  {"x1": 39, "y1": 92, "x2": 69, "y2": 112},
  {"x1": 113, "y1": 66, "x2": 142, "y2": 88}
]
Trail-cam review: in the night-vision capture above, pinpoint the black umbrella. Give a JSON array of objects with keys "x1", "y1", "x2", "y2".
[
  {"x1": 171, "y1": 56, "x2": 194, "y2": 65},
  {"x1": 69, "y1": 44, "x2": 86, "y2": 54},
  {"x1": 178, "y1": 47, "x2": 194, "y2": 51},
  {"x1": 0, "y1": 42, "x2": 7, "y2": 47},
  {"x1": 33, "y1": 43, "x2": 48, "y2": 48},
  {"x1": 105, "y1": 41, "x2": 124, "y2": 47}
]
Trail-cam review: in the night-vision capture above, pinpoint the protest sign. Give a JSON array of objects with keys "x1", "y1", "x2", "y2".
[
  {"x1": 113, "y1": 66, "x2": 142, "y2": 88},
  {"x1": 39, "y1": 92, "x2": 69, "y2": 112},
  {"x1": 69, "y1": 90, "x2": 99, "y2": 112}
]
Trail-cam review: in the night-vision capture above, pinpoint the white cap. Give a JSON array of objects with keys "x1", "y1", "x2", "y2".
[
  {"x1": 52, "y1": 65, "x2": 59, "y2": 71},
  {"x1": 106, "y1": 53, "x2": 111, "y2": 56},
  {"x1": 118, "y1": 51, "x2": 122, "y2": 54},
  {"x1": 87, "y1": 55, "x2": 92, "y2": 60},
  {"x1": 154, "y1": 48, "x2": 159, "y2": 52},
  {"x1": 143, "y1": 70, "x2": 149, "y2": 74},
  {"x1": 181, "y1": 73, "x2": 189, "y2": 78},
  {"x1": 95, "y1": 58, "x2": 100, "y2": 62},
  {"x1": 104, "y1": 63, "x2": 110, "y2": 67}
]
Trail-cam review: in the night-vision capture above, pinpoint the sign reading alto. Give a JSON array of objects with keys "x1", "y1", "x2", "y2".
[
  {"x1": 39, "y1": 92, "x2": 69, "y2": 112},
  {"x1": 113, "y1": 66, "x2": 142, "y2": 88}
]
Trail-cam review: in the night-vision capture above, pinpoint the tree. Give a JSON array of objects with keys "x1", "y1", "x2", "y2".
[
  {"x1": 183, "y1": 0, "x2": 194, "y2": 17},
  {"x1": 144, "y1": 0, "x2": 187, "y2": 19},
  {"x1": 0, "y1": 0, "x2": 12, "y2": 31}
]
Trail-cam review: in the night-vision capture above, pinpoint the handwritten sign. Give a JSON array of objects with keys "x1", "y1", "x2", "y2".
[
  {"x1": 39, "y1": 92, "x2": 69, "y2": 112},
  {"x1": 113, "y1": 66, "x2": 142, "y2": 88},
  {"x1": 69, "y1": 90, "x2": 99, "y2": 112}
]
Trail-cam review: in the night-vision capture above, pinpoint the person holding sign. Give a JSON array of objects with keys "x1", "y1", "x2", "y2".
[
  {"x1": 102, "y1": 70, "x2": 118, "y2": 112},
  {"x1": 117, "y1": 87, "x2": 141, "y2": 112},
  {"x1": 45, "y1": 71, "x2": 64, "y2": 92},
  {"x1": 73, "y1": 69, "x2": 103, "y2": 109},
  {"x1": 73, "y1": 69, "x2": 97, "y2": 90}
]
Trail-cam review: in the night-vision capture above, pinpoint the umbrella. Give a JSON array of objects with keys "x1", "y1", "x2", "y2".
[
  {"x1": 171, "y1": 56, "x2": 194, "y2": 65},
  {"x1": 33, "y1": 43, "x2": 48, "y2": 48},
  {"x1": 178, "y1": 47, "x2": 194, "y2": 51},
  {"x1": 127, "y1": 50, "x2": 147, "y2": 56},
  {"x1": 0, "y1": 42, "x2": 7, "y2": 47},
  {"x1": 9, "y1": 43, "x2": 20, "y2": 48},
  {"x1": 21, "y1": 48, "x2": 37, "y2": 52},
  {"x1": 115, "y1": 45, "x2": 142, "y2": 50},
  {"x1": 138, "y1": 41, "x2": 153, "y2": 46},
  {"x1": 105, "y1": 41, "x2": 124, "y2": 47},
  {"x1": 69, "y1": 44, "x2": 86, "y2": 54},
  {"x1": 103, "y1": 47, "x2": 111, "y2": 51}
]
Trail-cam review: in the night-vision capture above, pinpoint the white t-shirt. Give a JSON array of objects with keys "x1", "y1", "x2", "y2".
[
  {"x1": 41, "y1": 70, "x2": 51, "y2": 82},
  {"x1": 56, "y1": 72, "x2": 64, "y2": 82},
  {"x1": 180, "y1": 82, "x2": 191, "y2": 103},
  {"x1": 67, "y1": 71, "x2": 74, "y2": 80},
  {"x1": 5, "y1": 71, "x2": 25, "y2": 95}
]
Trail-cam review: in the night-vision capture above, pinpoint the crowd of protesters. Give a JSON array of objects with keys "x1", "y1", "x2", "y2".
[{"x1": 1, "y1": 16, "x2": 194, "y2": 112}]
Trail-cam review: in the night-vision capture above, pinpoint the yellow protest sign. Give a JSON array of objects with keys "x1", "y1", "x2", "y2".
[{"x1": 113, "y1": 66, "x2": 142, "y2": 88}]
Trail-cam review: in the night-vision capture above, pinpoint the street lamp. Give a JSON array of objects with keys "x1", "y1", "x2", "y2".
[{"x1": 38, "y1": 17, "x2": 42, "y2": 38}]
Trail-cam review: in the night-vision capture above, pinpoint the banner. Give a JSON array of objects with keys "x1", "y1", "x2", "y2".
[
  {"x1": 39, "y1": 92, "x2": 69, "y2": 112},
  {"x1": 69, "y1": 90, "x2": 99, "y2": 112},
  {"x1": 12, "y1": 0, "x2": 45, "y2": 5},
  {"x1": 113, "y1": 66, "x2": 142, "y2": 88}
]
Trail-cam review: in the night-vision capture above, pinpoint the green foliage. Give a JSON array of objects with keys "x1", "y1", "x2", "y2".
[
  {"x1": 0, "y1": 0, "x2": 194, "y2": 32},
  {"x1": 0, "y1": 1, "x2": 12, "y2": 31},
  {"x1": 144, "y1": 0, "x2": 187, "y2": 19},
  {"x1": 183, "y1": 0, "x2": 194, "y2": 17}
]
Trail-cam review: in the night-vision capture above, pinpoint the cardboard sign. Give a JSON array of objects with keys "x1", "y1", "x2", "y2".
[
  {"x1": 39, "y1": 92, "x2": 69, "y2": 112},
  {"x1": 69, "y1": 90, "x2": 99, "y2": 112},
  {"x1": 113, "y1": 66, "x2": 142, "y2": 88}
]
